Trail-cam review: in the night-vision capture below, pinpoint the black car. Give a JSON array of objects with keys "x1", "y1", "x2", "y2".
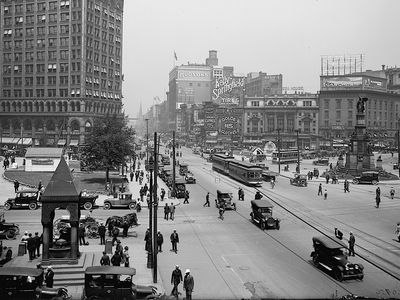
[
  {"x1": 250, "y1": 200, "x2": 280, "y2": 230},
  {"x1": 352, "y1": 171, "x2": 379, "y2": 185},
  {"x1": 310, "y1": 236, "x2": 364, "y2": 281},
  {"x1": 4, "y1": 189, "x2": 40, "y2": 210},
  {"x1": 0, "y1": 212, "x2": 19, "y2": 240}
]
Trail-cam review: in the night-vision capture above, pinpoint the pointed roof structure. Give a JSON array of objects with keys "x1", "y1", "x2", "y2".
[
  {"x1": 41, "y1": 156, "x2": 79, "y2": 202},
  {"x1": 137, "y1": 101, "x2": 143, "y2": 119}
]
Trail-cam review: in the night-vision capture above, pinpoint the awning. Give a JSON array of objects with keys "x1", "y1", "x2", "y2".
[
  {"x1": 205, "y1": 140, "x2": 217, "y2": 143},
  {"x1": 69, "y1": 140, "x2": 79, "y2": 146},
  {"x1": 20, "y1": 138, "x2": 32, "y2": 145},
  {"x1": 1, "y1": 137, "x2": 15, "y2": 144},
  {"x1": 57, "y1": 139, "x2": 66, "y2": 146}
]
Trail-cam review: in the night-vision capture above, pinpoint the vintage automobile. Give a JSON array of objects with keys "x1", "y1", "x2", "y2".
[
  {"x1": 79, "y1": 190, "x2": 99, "y2": 210},
  {"x1": 0, "y1": 241, "x2": 12, "y2": 266},
  {"x1": 82, "y1": 266, "x2": 163, "y2": 300},
  {"x1": 0, "y1": 212, "x2": 19, "y2": 240},
  {"x1": 215, "y1": 190, "x2": 236, "y2": 210},
  {"x1": 179, "y1": 163, "x2": 189, "y2": 176},
  {"x1": 0, "y1": 267, "x2": 71, "y2": 299},
  {"x1": 250, "y1": 200, "x2": 280, "y2": 230},
  {"x1": 103, "y1": 193, "x2": 137, "y2": 210},
  {"x1": 261, "y1": 170, "x2": 279, "y2": 182},
  {"x1": 289, "y1": 174, "x2": 308, "y2": 187},
  {"x1": 174, "y1": 178, "x2": 187, "y2": 198},
  {"x1": 352, "y1": 171, "x2": 379, "y2": 185},
  {"x1": 313, "y1": 158, "x2": 329, "y2": 166},
  {"x1": 4, "y1": 189, "x2": 41, "y2": 210},
  {"x1": 185, "y1": 172, "x2": 196, "y2": 184},
  {"x1": 310, "y1": 236, "x2": 364, "y2": 281}
]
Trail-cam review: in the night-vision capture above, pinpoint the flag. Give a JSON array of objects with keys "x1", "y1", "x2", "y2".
[{"x1": 174, "y1": 51, "x2": 177, "y2": 61}]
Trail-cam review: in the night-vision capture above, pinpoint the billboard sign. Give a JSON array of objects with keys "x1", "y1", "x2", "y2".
[
  {"x1": 212, "y1": 76, "x2": 244, "y2": 104},
  {"x1": 363, "y1": 77, "x2": 386, "y2": 90},
  {"x1": 321, "y1": 76, "x2": 363, "y2": 89},
  {"x1": 220, "y1": 115, "x2": 239, "y2": 135},
  {"x1": 177, "y1": 69, "x2": 211, "y2": 82}
]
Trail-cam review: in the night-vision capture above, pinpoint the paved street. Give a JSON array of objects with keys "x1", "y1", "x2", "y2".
[{"x1": 1, "y1": 151, "x2": 400, "y2": 299}]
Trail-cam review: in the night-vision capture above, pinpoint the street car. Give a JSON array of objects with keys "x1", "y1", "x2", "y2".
[
  {"x1": 310, "y1": 236, "x2": 364, "y2": 281},
  {"x1": 215, "y1": 190, "x2": 236, "y2": 210},
  {"x1": 250, "y1": 200, "x2": 280, "y2": 230},
  {"x1": 289, "y1": 174, "x2": 308, "y2": 187},
  {"x1": 83, "y1": 266, "x2": 163, "y2": 300},
  {"x1": 352, "y1": 171, "x2": 379, "y2": 185},
  {"x1": 4, "y1": 189, "x2": 41, "y2": 210},
  {"x1": 103, "y1": 192, "x2": 137, "y2": 210},
  {"x1": 313, "y1": 158, "x2": 329, "y2": 166}
]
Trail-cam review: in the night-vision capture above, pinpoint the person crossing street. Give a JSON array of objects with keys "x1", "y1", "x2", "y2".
[{"x1": 203, "y1": 192, "x2": 210, "y2": 207}]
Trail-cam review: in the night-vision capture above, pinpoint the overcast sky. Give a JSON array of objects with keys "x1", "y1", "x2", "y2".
[{"x1": 121, "y1": 0, "x2": 400, "y2": 118}]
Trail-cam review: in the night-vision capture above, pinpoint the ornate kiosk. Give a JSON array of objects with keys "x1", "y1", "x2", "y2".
[{"x1": 41, "y1": 157, "x2": 80, "y2": 264}]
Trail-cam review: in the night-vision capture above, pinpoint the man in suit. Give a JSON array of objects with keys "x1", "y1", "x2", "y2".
[
  {"x1": 170, "y1": 230, "x2": 179, "y2": 253},
  {"x1": 27, "y1": 233, "x2": 36, "y2": 260},
  {"x1": 183, "y1": 269, "x2": 194, "y2": 300},
  {"x1": 98, "y1": 223, "x2": 106, "y2": 245},
  {"x1": 33, "y1": 232, "x2": 41, "y2": 257},
  {"x1": 45, "y1": 266, "x2": 55, "y2": 288}
]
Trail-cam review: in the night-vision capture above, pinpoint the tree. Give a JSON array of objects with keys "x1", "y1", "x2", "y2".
[{"x1": 81, "y1": 114, "x2": 135, "y2": 182}]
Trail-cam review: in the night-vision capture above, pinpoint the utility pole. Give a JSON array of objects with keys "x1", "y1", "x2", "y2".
[
  {"x1": 277, "y1": 128, "x2": 281, "y2": 174},
  {"x1": 153, "y1": 132, "x2": 158, "y2": 283},
  {"x1": 296, "y1": 129, "x2": 300, "y2": 173},
  {"x1": 172, "y1": 131, "x2": 176, "y2": 197},
  {"x1": 145, "y1": 118, "x2": 149, "y2": 170},
  {"x1": 147, "y1": 153, "x2": 153, "y2": 269},
  {"x1": 398, "y1": 128, "x2": 400, "y2": 178}
]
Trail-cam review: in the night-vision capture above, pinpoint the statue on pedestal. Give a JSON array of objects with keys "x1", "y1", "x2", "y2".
[{"x1": 357, "y1": 97, "x2": 368, "y2": 114}]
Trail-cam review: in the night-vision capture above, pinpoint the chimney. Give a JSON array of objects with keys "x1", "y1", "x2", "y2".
[{"x1": 382, "y1": 64, "x2": 385, "y2": 70}]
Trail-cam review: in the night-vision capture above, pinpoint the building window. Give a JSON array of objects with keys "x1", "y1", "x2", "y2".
[
  {"x1": 251, "y1": 101, "x2": 260, "y2": 107},
  {"x1": 336, "y1": 99, "x2": 341, "y2": 109},
  {"x1": 336, "y1": 111, "x2": 341, "y2": 120},
  {"x1": 48, "y1": 89, "x2": 57, "y2": 97},
  {"x1": 324, "y1": 111, "x2": 329, "y2": 119},
  {"x1": 324, "y1": 99, "x2": 329, "y2": 109},
  {"x1": 348, "y1": 111, "x2": 353, "y2": 119},
  {"x1": 303, "y1": 100, "x2": 312, "y2": 107},
  {"x1": 36, "y1": 89, "x2": 45, "y2": 97}
]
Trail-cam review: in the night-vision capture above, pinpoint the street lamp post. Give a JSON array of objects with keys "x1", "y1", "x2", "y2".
[
  {"x1": 147, "y1": 155, "x2": 154, "y2": 269},
  {"x1": 397, "y1": 126, "x2": 400, "y2": 178},
  {"x1": 296, "y1": 130, "x2": 300, "y2": 173},
  {"x1": 172, "y1": 131, "x2": 176, "y2": 197},
  {"x1": 277, "y1": 129, "x2": 281, "y2": 173},
  {"x1": 152, "y1": 132, "x2": 158, "y2": 283},
  {"x1": 145, "y1": 118, "x2": 149, "y2": 170}
]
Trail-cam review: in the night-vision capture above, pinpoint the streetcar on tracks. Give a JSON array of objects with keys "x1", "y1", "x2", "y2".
[
  {"x1": 272, "y1": 149, "x2": 300, "y2": 164},
  {"x1": 211, "y1": 154, "x2": 262, "y2": 186}
]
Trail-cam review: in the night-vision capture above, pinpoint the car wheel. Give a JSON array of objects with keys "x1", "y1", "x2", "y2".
[
  {"x1": 372, "y1": 180, "x2": 378, "y2": 185},
  {"x1": 260, "y1": 222, "x2": 266, "y2": 230},
  {"x1": 83, "y1": 202, "x2": 93, "y2": 210},
  {"x1": 312, "y1": 254, "x2": 318, "y2": 265},
  {"x1": 250, "y1": 213, "x2": 254, "y2": 223},
  {"x1": 335, "y1": 269, "x2": 344, "y2": 282},
  {"x1": 4, "y1": 202, "x2": 11, "y2": 210},
  {"x1": 104, "y1": 202, "x2": 111, "y2": 210},
  {"x1": 129, "y1": 202, "x2": 136, "y2": 210},
  {"x1": 352, "y1": 179, "x2": 359, "y2": 184},
  {"x1": 275, "y1": 222, "x2": 280, "y2": 230},
  {"x1": 5, "y1": 229, "x2": 16, "y2": 240},
  {"x1": 29, "y1": 202, "x2": 38, "y2": 210},
  {"x1": 359, "y1": 275, "x2": 364, "y2": 280}
]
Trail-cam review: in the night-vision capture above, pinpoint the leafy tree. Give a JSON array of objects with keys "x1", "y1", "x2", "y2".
[{"x1": 81, "y1": 114, "x2": 135, "y2": 182}]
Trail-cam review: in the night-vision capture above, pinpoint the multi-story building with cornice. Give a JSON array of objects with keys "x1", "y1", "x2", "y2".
[{"x1": 0, "y1": 0, "x2": 124, "y2": 148}]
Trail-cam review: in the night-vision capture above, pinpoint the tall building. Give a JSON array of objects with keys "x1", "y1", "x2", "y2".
[
  {"x1": 0, "y1": 0, "x2": 124, "y2": 148},
  {"x1": 245, "y1": 72, "x2": 283, "y2": 97}
]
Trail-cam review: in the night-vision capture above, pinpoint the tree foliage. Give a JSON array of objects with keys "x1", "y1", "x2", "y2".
[{"x1": 81, "y1": 114, "x2": 135, "y2": 181}]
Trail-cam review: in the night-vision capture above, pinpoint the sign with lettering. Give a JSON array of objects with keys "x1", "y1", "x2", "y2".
[
  {"x1": 212, "y1": 76, "x2": 245, "y2": 103},
  {"x1": 32, "y1": 159, "x2": 54, "y2": 165},
  {"x1": 321, "y1": 76, "x2": 363, "y2": 89},
  {"x1": 178, "y1": 69, "x2": 211, "y2": 81}
]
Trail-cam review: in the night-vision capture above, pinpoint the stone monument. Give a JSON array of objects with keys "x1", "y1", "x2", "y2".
[
  {"x1": 345, "y1": 97, "x2": 374, "y2": 174},
  {"x1": 41, "y1": 156, "x2": 80, "y2": 264}
]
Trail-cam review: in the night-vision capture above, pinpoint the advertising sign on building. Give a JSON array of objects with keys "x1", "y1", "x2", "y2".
[
  {"x1": 204, "y1": 105, "x2": 216, "y2": 131},
  {"x1": 363, "y1": 77, "x2": 386, "y2": 90},
  {"x1": 177, "y1": 69, "x2": 211, "y2": 82},
  {"x1": 220, "y1": 115, "x2": 240, "y2": 135},
  {"x1": 212, "y1": 76, "x2": 245, "y2": 105},
  {"x1": 321, "y1": 76, "x2": 363, "y2": 89}
]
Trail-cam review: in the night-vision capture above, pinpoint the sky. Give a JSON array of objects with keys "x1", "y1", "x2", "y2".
[{"x1": 121, "y1": 0, "x2": 400, "y2": 118}]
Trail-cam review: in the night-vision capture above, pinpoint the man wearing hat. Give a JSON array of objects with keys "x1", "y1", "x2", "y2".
[
  {"x1": 170, "y1": 265, "x2": 183, "y2": 297},
  {"x1": 45, "y1": 266, "x2": 55, "y2": 288},
  {"x1": 348, "y1": 232, "x2": 355, "y2": 256},
  {"x1": 157, "y1": 231, "x2": 164, "y2": 252},
  {"x1": 98, "y1": 223, "x2": 106, "y2": 245},
  {"x1": 184, "y1": 269, "x2": 194, "y2": 300},
  {"x1": 170, "y1": 229, "x2": 179, "y2": 253}
]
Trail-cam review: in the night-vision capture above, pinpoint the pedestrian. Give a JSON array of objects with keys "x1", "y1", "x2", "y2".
[
  {"x1": 183, "y1": 269, "x2": 194, "y2": 300},
  {"x1": 376, "y1": 187, "x2": 381, "y2": 208},
  {"x1": 183, "y1": 190, "x2": 189, "y2": 204},
  {"x1": 108, "y1": 222, "x2": 113, "y2": 237},
  {"x1": 130, "y1": 171, "x2": 134, "y2": 182},
  {"x1": 38, "y1": 181, "x2": 43, "y2": 192},
  {"x1": 21, "y1": 231, "x2": 29, "y2": 243},
  {"x1": 203, "y1": 192, "x2": 210, "y2": 207},
  {"x1": 330, "y1": 163, "x2": 333, "y2": 170},
  {"x1": 390, "y1": 187, "x2": 395, "y2": 199},
  {"x1": 325, "y1": 174, "x2": 330, "y2": 184},
  {"x1": 115, "y1": 240, "x2": 123, "y2": 255},
  {"x1": 112, "y1": 226, "x2": 120, "y2": 246},
  {"x1": 111, "y1": 250, "x2": 122, "y2": 266},
  {"x1": 348, "y1": 232, "x2": 355, "y2": 256},
  {"x1": 79, "y1": 223, "x2": 86, "y2": 246},
  {"x1": 140, "y1": 187, "x2": 144, "y2": 202},
  {"x1": 171, "y1": 265, "x2": 183, "y2": 297},
  {"x1": 170, "y1": 229, "x2": 179, "y2": 253},
  {"x1": 143, "y1": 183, "x2": 148, "y2": 194},
  {"x1": 45, "y1": 266, "x2": 54, "y2": 288},
  {"x1": 33, "y1": 232, "x2": 41, "y2": 257},
  {"x1": 27, "y1": 233, "x2": 36, "y2": 260},
  {"x1": 100, "y1": 251, "x2": 110, "y2": 265},
  {"x1": 144, "y1": 228, "x2": 151, "y2": 251},
  {"x1": 122, "y1": 220, "x2": 129, "y2": 237},
  {"x1": 122, "y1": 246, "x2": 130, "y2": 267},
  {"x1": 14, "y1": 180, "x2": 19, "y2": 192},
  {"x1": 344, "y1": 180, "x2": 347, "y2": 193},
  {"x1": 318, "y1": 183, "x2": 323, "y2": 196},
  {"x1": 161, "y1": 188, "x2": 166, "y2": 201},
  {"x1": 395, "y1": 223, "x2": 400, "y2": 242},
  {"x1": 164, "y1": 203, "x2": 170, "y2": 220},
  {"x1": 324, "y1": 188, "x2": 328, "y2": 200},
  {"x1": 344, "y1": 179, "x2": 350, "y2": 193},
  {"x1": 254, "y1": 191, "x2": 262, "y2": 200},
  {"x1": 98, "y1": 223, "x2": 106, "y2": 245},
  {"x1": 135, "y1": 171, "x2": 139, "y2": 182},
  {"x1": 157, "y1": 230, "x2": 164, "y2": 252},
  {"x1": 169, "y1": 203, "x2": 175, "y2": 220}
]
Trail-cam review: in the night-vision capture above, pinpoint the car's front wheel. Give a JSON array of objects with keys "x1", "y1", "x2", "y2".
[
  {"x1": 352, "y1": 179, "x2": 359, "y2": 184},
  {"x1": 5, "y1": 229, "x2": 16, "y2": 240},
  {"x1": 129, "y1": 202, "x2": 136, "y2": 210},
  {"x1": 312, "y1": 254, "x2": 318, "y2": 265},
  {"x1": 29, "y1": 202, "x2": 38, "y2": 210},
  {"x1": 372, "y1": 180, "x2": 378, "y2": 185},
  {"x1": 335, "y1": 269, "x2": 344, "y2": 282},
  {"x1": 83, "y1": 202, "x2": 93, "y2": 210},
  {"x1": 4, "y1": 202, "x2": 11, "y2": 210},
  {"x1": 104, "y1": 202, "x2": 111, "y2": 210},
  {"x1": 260, "y1": 222, "x2": 266, "y2": 230}
]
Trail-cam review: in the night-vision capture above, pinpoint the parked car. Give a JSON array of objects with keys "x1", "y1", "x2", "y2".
[
  {"x1": 393, "y1": 163, "x2": 398, "y2": 170},
  {"x1": 103, "y1": 193, "x2": 137, "y2": 210},
  {"x1": 0, "y1": 212, "x2": 19, "y2": 240},
  {"x1": 352, "y1": 171, "x2": 379, "y2": 185},
  {"x1": 185, "y1": 172, "x2": 196, "y2": 184},
  {"x1": 4, "y1": 189, "x2": 41, "y2": 210},
  {"x1": 310, "y1": 236, "x2": 364, "y2": 281},
  {"x1": 0, "y1": 241, "x2": 12, "y2": 266},
  {"x1": 289, "y1": 174, "x2": 308, "y2": 187},
  {"x1": 0, "y1": 267, "x2": 71, "y2": 299},
  {"x1": 313, "y1": 158, "x2": 329, "y2": 166},
  {"x1": 250, "y1": 200, "x2": 280, "y2": 230},
  {"x1": 82, "y1": 266, "x2": 163, "y2": 300},
  {"x1": 215, "y1": 190, "x2": 236, "y2": 210},
  {"x1": 79, "y1": 190, "x2": 98, "y2": 210}
]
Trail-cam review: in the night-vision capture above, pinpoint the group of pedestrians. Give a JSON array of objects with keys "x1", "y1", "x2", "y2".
[
  {"x1": 317, "y1": 183, "x2": 328, "y2": 200},
  {"x1": 22, "y1": 231, "x2": 42, "y2": 261},
  {"x1": 100, "y1": 241, "x2": 130, "y2": 268},
  {"x1": 171, "y1": 265, "x2": 194, "y2": 300},
  {"x1": 164, "y1": 203, "x2": 176, "y2": 220}
]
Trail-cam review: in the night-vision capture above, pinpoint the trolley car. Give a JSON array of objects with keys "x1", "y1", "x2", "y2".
[
  {"x1": 272, "y1": 149, "x2": 301, "y2": 164},
  {"x1": 211, "y1": 154, "x2": 262, "y2": 186}
]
